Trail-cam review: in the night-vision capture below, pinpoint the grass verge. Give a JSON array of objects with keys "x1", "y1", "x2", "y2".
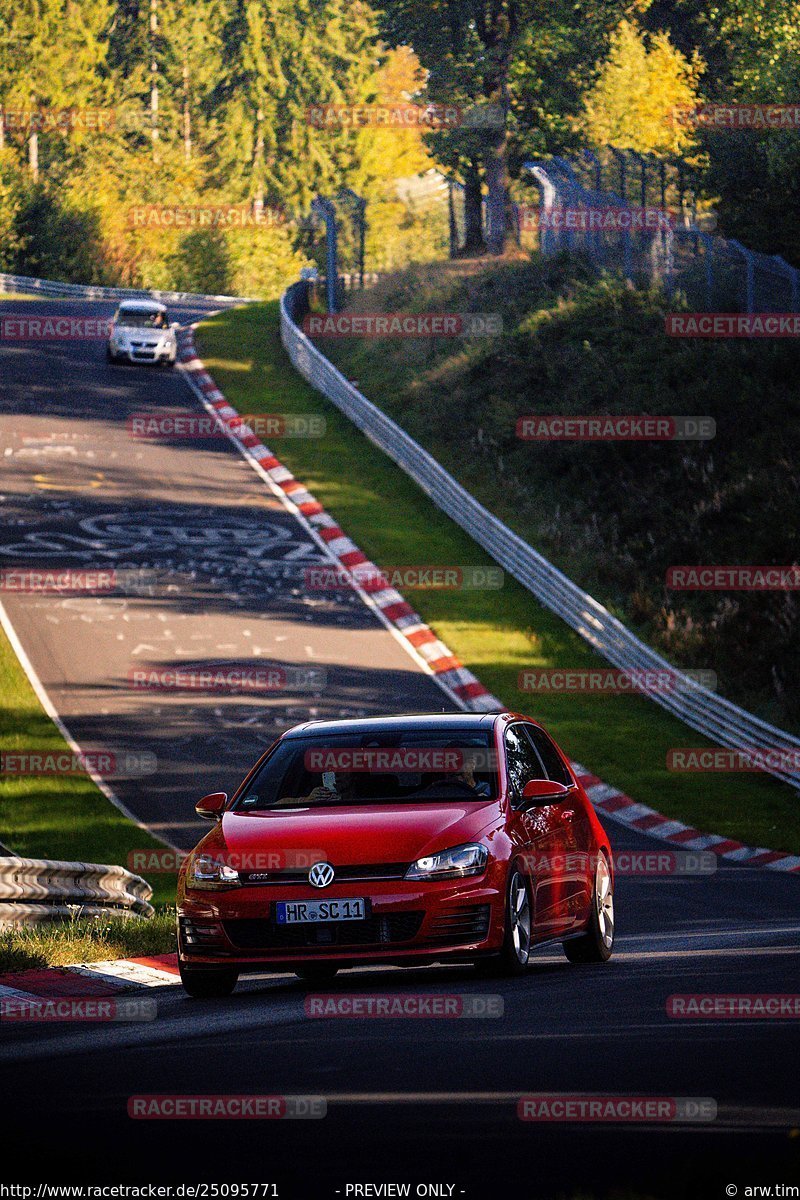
[
  {"x1": 0, "y1": 622, "x2": 177, "y2": 905},
  {"x1": 195, "y1": 299, "x2": 800, "y2": 857},
  {"x1": 0, "y1": 910, "x2": 176, "y2": 972}
]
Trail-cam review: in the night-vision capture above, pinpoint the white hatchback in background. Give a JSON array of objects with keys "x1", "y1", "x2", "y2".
[{"x1": 107, "y1": 300, "x2": 178, "y2": 367}]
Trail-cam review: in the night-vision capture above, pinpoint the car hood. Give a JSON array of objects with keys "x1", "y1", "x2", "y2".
[
  {"x1": 206, "y1": 799, "x2": 503, "y2": 867},
  {"x1": 115, "y1": 325, "x2": 171, "y2": 337}
]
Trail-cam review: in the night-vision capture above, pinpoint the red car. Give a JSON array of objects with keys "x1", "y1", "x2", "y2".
[{"x1": 177, "y1": 712, "x2": 615, "y2": 997}]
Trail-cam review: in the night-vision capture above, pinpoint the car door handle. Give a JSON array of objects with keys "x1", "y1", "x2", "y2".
[{"x1": 561, "y1": 809, "x2": 575, "y2": 823}]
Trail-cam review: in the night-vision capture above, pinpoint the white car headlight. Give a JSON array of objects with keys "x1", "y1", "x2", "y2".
[
  {"x1": 405, "y1": 842, "x2": 488, "y2": 881},
  {"x1": 187, "y1": 853, "x2": 240, "y2": 890}
]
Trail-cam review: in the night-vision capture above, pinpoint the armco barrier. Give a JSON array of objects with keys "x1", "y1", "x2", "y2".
[
  {"x1": 0, "y1": 270, "x2": 252, "y2": 306},
  {"x1": 280, "y1": 280, "x2": 800, "y2": 792},
  {"x1": 0, "y1": 856, "x2": 154, "y2": 926}
]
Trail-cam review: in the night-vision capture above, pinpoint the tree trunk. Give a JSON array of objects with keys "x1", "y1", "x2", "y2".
[
  {"x1": 484, "y1": 83, "x2": 511, "y2": 255},
  {"x1": 150, "y1": 0, "x2": 159, "y2": 163},
  {"x1": 28, "y1": 131, "x2": 38, "y2": 181},
  {"x1": 0, "y1": 110, "x2": 5, "y2": 151},
  {"x1": 183, "y1": 59, "x2": 191, "y2": 162},
  {"x1": 463, "y1": 163, "x2": 485, "y2": 254},
  {"x1": 482, "y1": 0, "x2": 514, "y2": 259},
  {"x1": 485, "y1": 146, "x2": 510, "y2": 255}
]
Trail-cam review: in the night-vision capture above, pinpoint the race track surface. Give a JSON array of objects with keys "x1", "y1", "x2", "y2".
[{"x1": 1, "y1": 297, "x2": 798, "y2": 1195}]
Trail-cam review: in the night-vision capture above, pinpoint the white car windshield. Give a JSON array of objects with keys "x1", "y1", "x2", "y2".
[{"x1": 116, "y1": 309, "x2": 167, "y2": 329}]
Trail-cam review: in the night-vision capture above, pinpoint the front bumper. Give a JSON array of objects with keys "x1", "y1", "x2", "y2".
[
  {"x1": 110, "y1": 341, "x2": 176, "y2": 364},
  {"x1": 178, "y1": 874, "x2": 505, "y2": 972}
]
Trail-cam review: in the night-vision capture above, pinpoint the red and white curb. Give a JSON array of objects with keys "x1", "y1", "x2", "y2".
[
  {"x1": 570, "y1": 765, "x2": 800, "y2": 873},
  {"x1": 178, "y1": 330, "x2": 499, "y2": 714},
  {"x1": 175, "y1": 328, "x2": 800, "y2": 877},
  {"x1": 0, "y1": 954, "x2": 179, "y2": 1005}
]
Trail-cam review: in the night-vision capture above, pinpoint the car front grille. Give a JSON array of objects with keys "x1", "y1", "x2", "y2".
[
  {"x1": 222, "y1": 911, "x2": 425, "y2": 950},
  {"x1": 240, "y1": 863, "x2": 409, "y2": 885}
]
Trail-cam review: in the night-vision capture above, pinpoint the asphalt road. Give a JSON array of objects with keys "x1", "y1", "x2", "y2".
[
  {"x1": 0, "y1": 297, "x2": 798, "y2": 1196},
  {"x1": 0, "y1": 297, "x2": 450, "y2": 846}
]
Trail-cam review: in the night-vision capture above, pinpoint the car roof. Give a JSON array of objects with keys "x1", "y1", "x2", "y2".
[
  {"x1": 282, "y1": 712, "x2": 505, "y2": 739},
  {"x1": 116, "y1": 300, "x2": 167, "y2": 313}
]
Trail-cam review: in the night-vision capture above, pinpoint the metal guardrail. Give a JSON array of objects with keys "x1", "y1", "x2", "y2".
[
  {"x1": 0, "y1": 270, "x2": 252, "y2": 306},
  {"x1": 280, "y1": 280, "x2": 800, "y2": 792},
  {"x1": 0, "y1": 856, "x2": 154, "y2": 926}
]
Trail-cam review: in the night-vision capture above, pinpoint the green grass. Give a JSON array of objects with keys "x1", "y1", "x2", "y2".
[
  {"x1": 195, "y1": 299, "x2": 800, "y2": 857},
  {"x1": 0, "y1": 623, "x2": 178, "y2": 905},
  {"x1": 0, "y1": 909, "x2": 176, "y2": 972},
  {"x1": 321, "y1": 257, "x2": 800, "y2": 735}
]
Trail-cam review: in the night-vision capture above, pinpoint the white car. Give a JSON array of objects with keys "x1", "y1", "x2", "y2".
[{"x1": 107, "y1": 300, "x2": 177, "y2": 367}]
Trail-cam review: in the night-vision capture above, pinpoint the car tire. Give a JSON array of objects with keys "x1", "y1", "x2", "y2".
[
  {"x1": 294, "y1": 964, "x2": 340, "y2": 983},
  {"x1": 106, "y1": 347, "x2": 118, "y2": 364},
  {"x1": 179, "y1": 961, "x2": 239, "y2": 998},
  {"x1": 476, "y1": 866, "x2": 532, "y2": 978},
  {"x1": 563, "y1": 850, "x2": 614, "y2": 964}
]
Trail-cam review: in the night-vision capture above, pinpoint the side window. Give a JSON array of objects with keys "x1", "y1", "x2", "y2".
[
  {"x1": 504, "y1": 724, "x2": 547, "y2": 797},
  {"x1": 524, "y1": 724, "x2": 573, "y2": 786}
]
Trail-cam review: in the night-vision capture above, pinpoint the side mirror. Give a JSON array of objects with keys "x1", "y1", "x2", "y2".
[
  {"x1": 195, "y1": 791, "x2": 228, "y2": 821},
  {"x1": 520, "y1": 779, "x2": 572, "y2": 806}
]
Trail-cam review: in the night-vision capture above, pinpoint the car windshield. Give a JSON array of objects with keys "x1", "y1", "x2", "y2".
[
  {"x1": 235, "y1": 730, "x2": 498, "y2": 810},
  {"x1": 115, "y1": 308, "x2": 166, "y2": 328}
]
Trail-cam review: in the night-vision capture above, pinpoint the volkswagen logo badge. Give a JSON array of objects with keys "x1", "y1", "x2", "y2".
[{"x1": 309, "y1": 861, "x2": 335, "y2": 889}]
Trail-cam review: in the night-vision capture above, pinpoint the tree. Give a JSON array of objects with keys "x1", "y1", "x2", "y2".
[
  {"x1": 379, "y1": 0, "x2": 637, "y2": 254},
  {"x1": 582, "y1": 17, "x2": 703, "y2": 155},
  {"x1": 0, "y1": 0, "x2": 112, "y2": 180},
  {"x1": 209, "y1": 0, "x2": 382, "y2": 213}
]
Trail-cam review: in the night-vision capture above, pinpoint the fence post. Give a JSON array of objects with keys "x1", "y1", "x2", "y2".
[
  {"x1": 610, "y1": 148, "x2": 628, "y2": 203},
  {"x1": 728, "y1": 239, "x2": 755, "y2": 314},
  {"x1": 525, "y1": 163, "x2": 559, "y2": 256},
  {"x1": 311, "y1": 196, "x2": 338, "y2": 313},
  {"x1": 771, "y1": 255, "x2": 799, "y2": 312},
  {"x1": 581, "y1": 148, "x2": 602, "y2": 192},
  {"x1": 339, "y1": 188, "x2": 367, "y2": 290},
  {"x1": 629, "y1": 150, "x2": 647, "y2": 208},
  {"x1": 448, "y1": 180, "x2": 459, "y2": 258}
]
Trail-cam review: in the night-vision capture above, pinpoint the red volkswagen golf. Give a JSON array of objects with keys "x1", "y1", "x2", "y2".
[{"x1": 177, "y1": 712, "x2": 615, "y2": 997}]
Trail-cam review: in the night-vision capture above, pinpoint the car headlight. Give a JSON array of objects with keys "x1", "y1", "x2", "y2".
[
  {"x1": 405, "y1": 842, "x2": 488, "y2": 881},
  {"x1": 187, "y1": 853, "x2": 240, "y2": 890}
]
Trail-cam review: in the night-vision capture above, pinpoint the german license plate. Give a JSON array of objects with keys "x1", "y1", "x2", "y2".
[{"x1": 274, "y1": 898, "x2": 367, "y2": 924}]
